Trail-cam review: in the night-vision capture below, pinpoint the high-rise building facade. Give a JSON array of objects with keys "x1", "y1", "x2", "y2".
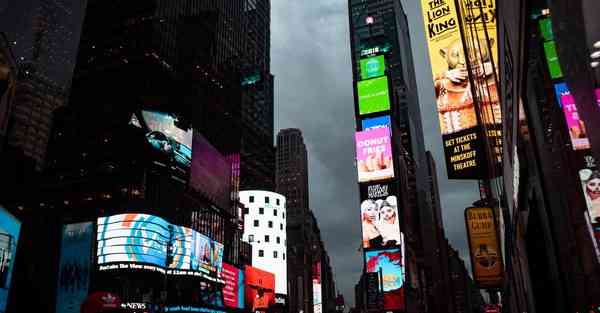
[{"x1": 276, "y1": 128, "x2": 309, "y2": 222}]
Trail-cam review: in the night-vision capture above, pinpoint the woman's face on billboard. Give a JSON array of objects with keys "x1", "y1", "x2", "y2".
[{"x1": 362, "y1": 200, "x2": 378, "y2": 222}]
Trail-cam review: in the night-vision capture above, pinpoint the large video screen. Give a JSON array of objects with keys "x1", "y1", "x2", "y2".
[
  {"x1": 355, "y1": 127, "x2": 394, "y2": 183},
  {"x1": 357, "y1": 76, "x2": 391, "y2": 115},
  {"x1": 560, "y1": 93, "x2": 591, "y2": 150},
  {"x1": 360, "y1": 55, "x2": 385, "y2": 80},
  {"x1": 97, "y1": 214, "x2": 170, "y2": 269},
  {"x1": 360, "y1": 183, "x2": 401, "y2": 249},
  {"x1": 190, "y1": 133, "x2": 232, "y2": 210},
  {"x1": 364, "y1": 247, "x2": 405, "y2": 311},
  {"x1": 222, "y1": 263, "x2": 245, "y2": 309},
  {"x1": 141, "y1": 110, "x2": 193, "y2": 167},
  {"x1": 168, "y1": 226, "x2": 224, "y2": 278},
  {"x1": 580, "y1": 169, "x2": 600, "y2": 224},
  {"x1": 0, "y1": 206, "x2": 20, "y2": 313},
  {"x1": 56, "y1": 222, "x2": 93, "y2": 313},
  {"x1": 245, "y1": 266, "x2": 275, "y2": 311},
  {"x1": 543, "y1": 41, "x2": 563, "y2": 80}
]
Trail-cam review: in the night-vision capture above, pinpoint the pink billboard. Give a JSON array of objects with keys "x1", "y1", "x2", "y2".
[
  {"x1": 561, "y1": 93, "x2": 590, "y2": 150},
  {"x1": 355, "y1": 127, "x2": 394, "y2": 182}
]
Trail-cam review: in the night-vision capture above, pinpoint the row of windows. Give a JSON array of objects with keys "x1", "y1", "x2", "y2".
[
  {"x1": 257, "y1": 249, "x2": 285, "y2": 260},
  {"x1": 248, "y1": 195, "x2": 281, "y2": 205},
  {"x1": 248, "y1": 234, "x2": 285, "y2": 245},
  {"x1": 253, "y1": 219, "x2": 284, "y2": 230},
  {"x1": 258, "y1": 207, "x2": 285, "y2": 218}
]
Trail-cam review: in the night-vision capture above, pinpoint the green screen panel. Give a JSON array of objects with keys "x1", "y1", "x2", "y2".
[
  {"x1": 357, "y1": 76, "x2": 391, "y2": 115},
  {"x1": 543, "y1": 41, "x2": 563, "y2": 79},
  {"x1": 360, "y1": 55, "x2": 386, "y2": 79},
  {"x1": 538, "y1": 17, "x2": 553, "y2": 41}
]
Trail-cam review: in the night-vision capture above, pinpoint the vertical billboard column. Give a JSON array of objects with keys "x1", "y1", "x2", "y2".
[
  {"x1": 464, "y1": 207, "x2": 504, "y2": 288},
  {"x1": 420, "y1": 0, "x2": 491, "y2": 179}
]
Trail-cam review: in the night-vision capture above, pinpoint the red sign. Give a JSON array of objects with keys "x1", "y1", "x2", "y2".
[
  {"x1": 222, "y1": 263, "x2": 244, "y2": 309},
  {"x1": 245, "y1": 266, "x2": 275, "y2": 311},
  {"x1": 81, "y1": 292, "x2": 121, "y2": 313},
  {"x1": 485, "y1": 304, "x2": 500, "y2": 313}
]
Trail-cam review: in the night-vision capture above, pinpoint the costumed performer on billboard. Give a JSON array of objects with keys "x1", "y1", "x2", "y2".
[
  {"x1": 377, "y1": 196, "x2": 400, "y2": 246},
  {"x1": 361, "y1": 200, "x2": 382, "y2": 248},
  {"x1": 581, "y1": 169, "x2": 600, "y2": 222}
]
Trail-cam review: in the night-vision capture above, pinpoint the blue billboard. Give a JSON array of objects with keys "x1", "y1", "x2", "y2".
[
  {"x1": 362, "y1": 115, "x2": 391, "y2": 131},
  {"x1": 56, "y1": 222, "x2": 93, "y2": 313},
  {"x1": 169, "y1": 225, "x2": 224, "y2": 278},
  {"x1": 0, "y1": 206, "x2": 20, "y2": 313}
]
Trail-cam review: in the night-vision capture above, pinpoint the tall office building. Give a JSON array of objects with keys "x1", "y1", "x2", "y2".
[
  {"x1": 239, "y1": 0, "x2": 276, "y2": 191},
  {"x1": 276, "y1": 128, "x2": 310, "y2": 222},
  {"x1": 348, "y1": 0, "x2": 436, "y2": 311}
]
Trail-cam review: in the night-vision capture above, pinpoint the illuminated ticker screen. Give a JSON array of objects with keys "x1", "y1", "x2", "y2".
[
  {"x1": 357, "y1": 76, "x2": 391, "y2": 115},
  {"x1": 360, "y1": 55, "x2": 385, "y2": 79}
]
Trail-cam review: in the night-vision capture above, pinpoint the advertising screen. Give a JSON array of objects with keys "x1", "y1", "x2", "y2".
[
  {"x1": 364, "y1": 247, "x2": 405, "y2": 311},
  {"x1": 169, "y1": 225, "x2": 224, "y2": 278},
  {"x1": 360, "y1": 183, "x2": 401, "y2": 249},
  {"x1": 245, "y1": 266, "x2": 275, "y2": 311},
  {"x1": 361, "y1": 115, "x2": 391, "y2": 131},
  {"x1": 190, "y1": 133, "x2": 232, "y2": 210},
  {"x1": 222, "y1": 263, "x2": 244, "y2": 309},
  {"x1": 355, "y1": 127, "x2": 394, "y2": 183},
  {"x1": 561, "y1": 93, "x2": 591, "y2": 150},
  {"x1": 580, "y1": 169, "x2": 600, "y2": 223},
  {"x1": 464, "y1": 207, "x2": 504, "y2": 288},
  {"x1": 553, "y1": 83, "x2": 569, "y2": 108},
  {"x1": 97, "y1": 214, "x2": 170, "y2": 269},
  {"x1": 421, "y1": 0, "x2": 501, "y2": 179},
  {"x1": 142, "y1": 110, "x2": 193, "y2": 167},
  {"x1": 543, "y1": 41, "x2": 563, "y2": 80},
  {"x1": 357, "y1": 76, "x2": 391, "y2": 115},
  {"x1": 0, "y1": 207, "x2": 20, "y2": 313},
  {"x1": 312, "y1": 262, "x2": 322, "y2": 313},
  {"x1": 56, "y1": 222, "x2": 93, "y2": 313},
  {"x1": 360, "y1": 55, "x2": 385, "y2": 80}
]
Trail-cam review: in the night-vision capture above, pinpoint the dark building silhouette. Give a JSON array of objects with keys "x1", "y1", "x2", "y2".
[{"x1": 276, "y1": 128, "x2": 309, "y2": 222}]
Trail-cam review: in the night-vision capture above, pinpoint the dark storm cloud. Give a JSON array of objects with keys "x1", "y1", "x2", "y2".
[{"x1": 272, "y1": 0, "x2": 478, "y2": 306}]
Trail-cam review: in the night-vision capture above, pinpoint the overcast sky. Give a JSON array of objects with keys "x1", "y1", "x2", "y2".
[{"x1": 271, "y1": 0, "x2": 479, "y2": 306}]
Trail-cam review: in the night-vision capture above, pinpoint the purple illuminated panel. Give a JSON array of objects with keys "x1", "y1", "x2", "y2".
[{"x1": 190, "y1": 133, "x2": 232, "y2": 210}]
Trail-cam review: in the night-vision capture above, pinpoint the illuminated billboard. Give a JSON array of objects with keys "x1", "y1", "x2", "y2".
[
  {"x1": 97, "y1": 214, "x2": 170, "y2": 269},
  {"x1": 361, "y1": 115, "x2": 391, "y2": 131},
  {"x1": 355, "y1": 127, "x2": 394, "y2": 183},
  {"x1": 543, "y1": 41, "x2": 563, "y2": 79},
  {"x1": 190, "y1": 133, "x2": 232, "y2": 210},
  {"x1": 222, "y1": 263, "x2": 245, "y2": 309},
  {"x1": 141, "y1": 110, "x2": 193, "y2": 167},
  {"x1": 56, "y1": 222, "x2": 93, "y2": 313},
  {"x1": 421, "y1": 0, "x2": 501, "y2": 179},
  {"x1": 560, "y1": 93, "x2": 591, "y2": 150},
  {"x1": 360, "y1": 55, "x2": 385, "y2": 80},
  {"x1": 168, "y1": 225, "x2": 224, "y2": 278},
  {"x1": 465, "y1": 207, "x2": 504, "y2": 288},
  {"x1": 312, "y1": 262, "x2": 322, "y2": 313},
  {"x1": 357, "y1": 76, "x2": 390, "y2": 115},
  {"x1": 580, "y1": 169, "x2": 600, "y2": 223},
  {"x1": 364, "y1": 247, "x2": 405, "y2": 311},
  {"x1": 245, "y1": 266, "x2": 275, "y2": 311},
  {"x1": 360, "y1": 183, "x2": 401, "y2": 249},
  {"x1": 0, "y1": 206, "x2": 20, "y2": 313}
]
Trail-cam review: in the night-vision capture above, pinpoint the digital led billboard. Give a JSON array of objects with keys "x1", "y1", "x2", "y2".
[
  {"x1": 580, "y1": 169, "x2": 600, "y2": 223},
  {"x1": 222, "y1": 263, "x2": 244, "y2": 309},
  {"x1": 312, "y1": 262, "x2": 322, "y2": 313},
  {"x1": 361, "y1": 115, "x2": 391, "y2": 131},
  {"x1": 245, "y1": 266, "x2": 275, "y2": 312},
  {"x1": 364, "y1": 247, "x2": 405, "y2": 311},
  {"x1": 357, "y1": 76, "x2": 390, "y2": 115},
  {"x1": 56, "y1": 222, "x2": 93, "y2": 313},
  {"x1": 190, "y1": 133, "x2": 232, "y2": 210},
  {"x1": 355, "y1": 127, "x2": 394, "y2": 183},
  {"x1": 543, "y1": 41, "x2": 563, "y2": 79},
  {"x1": 168, "y1": 225, "x2": 223, "y2": 278},
  {"x1": 360, "y1": 183, "x2": 401, "y2": 249},
  {"x1": 141, "y1": 110, "x2": 193, "y2": 167},
  {"x1": 360, "y1": 55, "x2": 385, "y2": 80},
  {"x1": 97, "y1": 214, "x2": 170, "y2": 269},
  {"x1": 0, "y1": 206, "x2": 20, "y2": 313},
  {"x1": 421, "y1": 0, "x2": 501, "y2": 179},
  {"x1": 561, "y1": 93, "x2": 591, "y2": 150},
  {"x1": 465, "y1": 207, "x2": 504, "y2": 288}
]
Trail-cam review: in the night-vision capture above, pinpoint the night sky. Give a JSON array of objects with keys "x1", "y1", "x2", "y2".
[{"x1": 272, "y1": 0, "x2": 478, "y2": 306}]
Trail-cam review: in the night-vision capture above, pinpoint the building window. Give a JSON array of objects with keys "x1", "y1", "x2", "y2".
[
  {"x1": 274, "y1": 251, "x2": 278, "y2": 258},
  {"x1": 265, "y1": 235, "x2": 270, "y2": 242},
  {"x1": 249, "y1": 196, "x2": 255, "y2": 203},
  {"x1": 276, "y1": 198, "x2": 280, "y2": 205},
  {"x1": 280, "y1": 223, "x2": 283, "y2": 230},
  {"x1": 259, "y1": 250, "x2": 264, "y2": 257},
  {"x1": 274, "y1": 209, "x2": 278, "y2": 216},
  {"x1": 282, "y1": 212, "x2": 285, "y2": 219},
  {"x1": 243, "y1": 207, "x2": 249, "y2": 215},
  {"x1": 277, "y1": 237, "x2": 280, "y2": 244},
  {"x1": 259, "y1": 207, "x2": 264, "y2": 215},
  {"x1": 268, "y1": 221, "x2": 273, "y2": 228},
  {"x1": 254, "y1": 220, "x2": 259, "y2": 227},
  {"x1": 249, "y1": 235, "x2": 254, "y2": 242},
  {"x1": 283, "y1": 253, "x2": 286, "y2": 260},
  {"x1": 265, "y1": 196, "x2": 270, "y2": 204}
]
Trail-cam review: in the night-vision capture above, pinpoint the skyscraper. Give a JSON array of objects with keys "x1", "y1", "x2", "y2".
[{"x1": 276, "y1": 128, "x2": 310, "y2": 223}]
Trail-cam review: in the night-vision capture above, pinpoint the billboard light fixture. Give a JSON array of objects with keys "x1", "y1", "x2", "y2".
[
  {"x1": 591, "y1": 51, "x2": 600, "y2": 59},
  {"x1": 594, "y1": 41, "x2": 600, "y2": 49},
  {"x1": 592, "y1": 61, "x2": 600, "y2": 68}
]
